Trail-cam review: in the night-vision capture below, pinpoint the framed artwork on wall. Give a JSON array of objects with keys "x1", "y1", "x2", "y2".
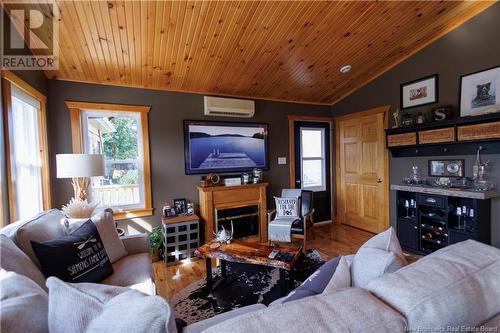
[
  {"x1": 460, "y1": 65, "x2": 500, "y2": 117},
  {"x1": 400, "y1": 74, "x2": 438, "y2": 109}
]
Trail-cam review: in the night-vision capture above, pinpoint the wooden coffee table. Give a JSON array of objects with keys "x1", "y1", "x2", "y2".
[{"x1": 194, "y1": 240, "x2": 302, "y2": 296}]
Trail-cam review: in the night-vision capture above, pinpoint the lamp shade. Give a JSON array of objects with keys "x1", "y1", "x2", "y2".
[{"x1": 56, "y1": 154, "x2": 105, "y2": 178}]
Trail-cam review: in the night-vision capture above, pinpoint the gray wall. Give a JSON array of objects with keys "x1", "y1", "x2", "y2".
[
  {"x1": 331, "y1": 4, "x2": 500, "y2": 247},
  {"x1": 47, "y1": 80, "x2": 330, "y2": 233}
]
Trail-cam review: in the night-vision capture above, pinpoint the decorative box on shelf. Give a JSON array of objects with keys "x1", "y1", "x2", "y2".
[{"x1": 162, "y1": 214, "x2": 200, "y2": 265}]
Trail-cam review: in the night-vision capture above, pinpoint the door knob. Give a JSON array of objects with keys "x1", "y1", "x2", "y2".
[
  {"x1": 377, "y1": 178, "x2": 383, "y2": 183},
  {"x1": 295, "y1": 180, "x2": 301, "y2": 184}
]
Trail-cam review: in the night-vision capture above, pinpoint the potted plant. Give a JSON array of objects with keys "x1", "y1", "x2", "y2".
[{"x1": 149, "y1": 226, "x2": 164, "y2": 262}]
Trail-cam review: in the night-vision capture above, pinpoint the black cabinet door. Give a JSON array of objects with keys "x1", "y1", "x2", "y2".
[
  {"x1": 449, "y1": 230, "x2": 473, "y2": 245},
  {"x1": 397, "y1": 219, "x2": 419, "y2": 250}
]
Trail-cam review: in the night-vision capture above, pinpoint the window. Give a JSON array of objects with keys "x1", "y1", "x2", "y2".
[
  {"x1": 1, "y1": 71, "x2": 51, "y2": 222},
  {"x1": 67, "y1": 102, "x2": 152, "y2": 220},
  {"x1": 300, "y1": 127, "x2": 326, "y2": 192}
]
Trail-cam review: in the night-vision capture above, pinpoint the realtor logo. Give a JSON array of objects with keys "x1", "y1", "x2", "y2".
[{"x1": 1, "y1": 0, "x2": 59, "y2": 70}]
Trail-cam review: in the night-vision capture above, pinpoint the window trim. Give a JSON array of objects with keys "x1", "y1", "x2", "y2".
[
  {"x1": 1, "y1": 71, "x2": 51, "y2": 223},
  {"x1": 65, "y1": 101, "x2": 152, "y2": 220},
  {"x1": 300, "y1": 127, "x2": 326, "y2": 192}
]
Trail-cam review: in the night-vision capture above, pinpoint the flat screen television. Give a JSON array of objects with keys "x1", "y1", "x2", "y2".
[{"x1": 184, "y1": 120, "x2": 269, "y2": 175}]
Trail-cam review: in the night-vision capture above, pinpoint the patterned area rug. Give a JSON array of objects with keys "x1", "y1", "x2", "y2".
[{"x1": 171, "y1": 250, "x2": 325, "y2": 324}]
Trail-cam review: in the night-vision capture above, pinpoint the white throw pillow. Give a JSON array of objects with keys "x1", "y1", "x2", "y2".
[
  {"x1": 63, "y1": 209, "x2": 127, "y2": 263},
  {"x1": 46, "y1": 277, "x2": 176, "y2": 333},
  {"x1": 323, "y1": 255, "x2": 353, "y2": 293},
  {"x1": 351, "y1": 227, "x2": 407, "y2": 288},
  {"x1": 14, "y1": 209, "x2": 67, "y2": 268},
  {"x1": 274, "y1": 196, "x2": 300, "y2": 218},
  {"x1": 0, "y1": 269, "x2": 49, "y2": 333}
]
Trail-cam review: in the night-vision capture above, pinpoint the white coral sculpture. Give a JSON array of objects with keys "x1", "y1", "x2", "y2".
[{"x1": 62, "y1": 199, "x2": 98, "y2": 218}]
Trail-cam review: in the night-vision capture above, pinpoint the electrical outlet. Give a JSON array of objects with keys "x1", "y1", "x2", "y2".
[{"x1": 278, "y1": 157, "x2": 287, "y2": 165}]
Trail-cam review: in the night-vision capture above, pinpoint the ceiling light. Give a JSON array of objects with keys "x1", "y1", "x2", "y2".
[{"x1": 340, "y1": 65, "x2": 352, "y2": 74}]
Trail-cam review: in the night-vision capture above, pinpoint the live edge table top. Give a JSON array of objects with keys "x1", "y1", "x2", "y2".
[{"x1": 194, "y1": 240, "x2": 302, "y2": 271}]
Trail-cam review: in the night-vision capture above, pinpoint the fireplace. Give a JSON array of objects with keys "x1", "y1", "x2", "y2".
[
  {"x1": 198, "y1": 183, "x2": 268, "y2": 243},
  {"x1": 216, "y1": 205, "x2": 259, "y2": 239}
]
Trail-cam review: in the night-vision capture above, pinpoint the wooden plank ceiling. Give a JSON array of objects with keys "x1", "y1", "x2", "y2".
[{"x1": 18, "y1": 1, "x2": 499, "y2": 104}]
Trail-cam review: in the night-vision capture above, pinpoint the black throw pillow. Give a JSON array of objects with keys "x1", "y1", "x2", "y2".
[{"x1": 31, "y1": 220, "x2": 114, "y2": 283}]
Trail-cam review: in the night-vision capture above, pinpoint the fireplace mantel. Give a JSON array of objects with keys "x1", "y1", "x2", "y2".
[{"x1": 198, "y1": 183, "x2": 268, "y2": 244}]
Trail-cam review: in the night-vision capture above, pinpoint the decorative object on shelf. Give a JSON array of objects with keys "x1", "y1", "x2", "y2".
[
  {"x1": 400, "y1": 74, "x2": 438, "y2": 109},
  {"x1": 56, "y1": 154, "x2": 105, "y2": 201},
  {"x1": 186, "y1": 202, "x2": 195, "y2": 215},
  {"x1": 392, "y1": 107, "x2": 402, "y2": 128},
  {"x1": 431, "y1": 105, "x2": 451, "y2": 121},
  {"x1": 428, "y1": 160, "x2": 464, "y2": 178},
  {"x1": 400, "y1": 110, "x2": 415, "y2": 128},
  {"x1": 173, "y1": 198, "x2": 187, "y2": 215},
  {"x1": 202, "y1": 173, "x2": 221, "y2": 187},
  {"x1": 241, "y1": 172, "x2": 251, "y2": 184},
  {"x1": 224, "y1": 177, "x2": 242, "y2": 186},
  {"x1": 213, "y1": 221, "x2": 234, "y2": 244},
  {"x1": 162, "y1": 205, "x2": 176, "y2": 218},
  {"x1": 472, "y1": 146, "x2": 489, "y2": 182},
  {"x1": 149, "y1": 226, "x2": 164, "y2": 262},
  {"x1": 252, "y1": 168, "x2": 263, "y2": 183},
  {"x1": 403, "y1": 165, "x2": 426, "y2": 185},
  {"x1": 416, "y1": 112, "x2": 425, "y2": 124},
  {"x1": 460, "y1": 65, "x2": 500, "y2": 117},
  {"x1": 61, "y1": 198, "x2": 98, "y2": 218}
]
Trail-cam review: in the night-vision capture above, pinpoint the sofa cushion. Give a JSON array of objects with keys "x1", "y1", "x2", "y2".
[
  {"x1": 31, "y1": 220, "x2": 114, "y2": 283},
  {"x1": 278, "y1": 255, "x2": 341, "y2": 304},
  {"x1": 0, "y1": 235, "x2": 47, "y2": 290},
  {"x1": 323, "y1": 255, "x2": 352, "y2": 293},
  {"x1": 14, "y1": 209, "x2": 66, "y2": 268},
  {"x1": 101, "y1": 252, "x2": 155, "y2": 295},
  {"x1": 184, "y1": 304, "x2": 267, "y2": 333},
  {"x1": 46, "y1": 277, "x2": 175, "y2": 333},
  {"x1": 0, "y1": 269, "x2": 49, "y2": 333},
  {"x1": 351, "y1": 227, "x2": 407, "y2": 288},
  {"x1": 201, "y1": 288, "x2": 406, "y2": 333},
  {"x1": 64, "y1": 209, "x2": 128, "y2": 263},
  {"x1": 367, "y1": 240, "x2": 500, "y2": 331}
]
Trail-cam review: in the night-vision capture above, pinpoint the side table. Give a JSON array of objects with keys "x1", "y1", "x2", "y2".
[{"x1": 162, "y1": 214, "x2": 200, "y2": 265}]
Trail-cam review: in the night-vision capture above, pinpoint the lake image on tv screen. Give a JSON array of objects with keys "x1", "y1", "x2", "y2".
[{"x1": 188, "y1": 125, "x2": 266, "y2": 171}]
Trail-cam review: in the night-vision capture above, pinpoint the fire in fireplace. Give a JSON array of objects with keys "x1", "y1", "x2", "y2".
[{"x1": 215, "y1": 205, "x2": 259, "y2": 239}]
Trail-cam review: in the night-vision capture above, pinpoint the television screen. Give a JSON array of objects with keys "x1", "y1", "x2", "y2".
[{"x1": 184, "y1": 120, "x2": 268, "y2": 175}]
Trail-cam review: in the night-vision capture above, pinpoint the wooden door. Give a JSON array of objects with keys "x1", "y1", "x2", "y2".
[{"x1": 336, "y1": 106, "x2": 389, "y2": 233}]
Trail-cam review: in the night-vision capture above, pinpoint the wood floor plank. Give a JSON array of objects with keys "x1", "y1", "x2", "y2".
[{"x1": 153, "y1": 223, "x2": 374, "y2": 301}]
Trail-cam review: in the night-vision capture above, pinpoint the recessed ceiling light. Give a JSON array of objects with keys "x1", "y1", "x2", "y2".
[{"x1": 340, "y1": 65, "x2": 352, "y2": 74}]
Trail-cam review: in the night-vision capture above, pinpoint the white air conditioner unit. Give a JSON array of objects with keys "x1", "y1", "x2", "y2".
[{"x1": 204, "y1": 96, "x2": 255, "y2": 118}]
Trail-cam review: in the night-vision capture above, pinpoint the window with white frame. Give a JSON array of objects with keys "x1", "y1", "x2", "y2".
[
  {"x1": 300, "y1": 127, "x2": 326, "y2": 192},
  {"x1": 2, "y1": 72, "x2": 51, "y2": 223},
  {"x1": 81, "y1": 111, "x2": 146, "y2": 210}
]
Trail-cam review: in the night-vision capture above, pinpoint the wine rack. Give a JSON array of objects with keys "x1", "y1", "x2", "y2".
[{"x1": 396, "y1": 191, "x2": 491, "y2": 254}]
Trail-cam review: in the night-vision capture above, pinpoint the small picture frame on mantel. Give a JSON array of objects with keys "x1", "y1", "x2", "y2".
[{"x1": 400, "y1": 74, "x2": 438, "y2": 109}]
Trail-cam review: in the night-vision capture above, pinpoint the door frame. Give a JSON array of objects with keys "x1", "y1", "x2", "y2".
[
  {"x1": 334, "y1": 105, "x2": 390, "y2": 228},
  {"x1": 288, "y1": 115, "x2": 334, "y2": 222}
]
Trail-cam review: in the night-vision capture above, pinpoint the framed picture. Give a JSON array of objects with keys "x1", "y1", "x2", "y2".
[
  {"x1": 428, "y1": 160, "x2": 464, "y2": 178},
  {"x1": 400, "y1": 75, "x2": 438, "y2": 109},
  {"x1": 173, "y1": 198, "x2": 187, "y2": 214},
  {"x1": 460, "y1": 65, "x2": 500, "y2": 117}
]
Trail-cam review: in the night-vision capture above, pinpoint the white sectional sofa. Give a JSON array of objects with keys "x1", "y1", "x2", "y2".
[
  {"x1": 0, "y1": 209, "x2": 155, "y2": 295},
  {"x1": 186, "y1": 239, "x2": 500, "y2": 333}
]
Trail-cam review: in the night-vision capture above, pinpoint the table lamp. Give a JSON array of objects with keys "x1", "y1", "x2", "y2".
[{"x1": 56, "y1": 154, "x2": 105, "y2": 201}]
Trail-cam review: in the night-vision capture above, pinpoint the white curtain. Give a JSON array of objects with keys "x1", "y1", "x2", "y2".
[{"x1": 11, "y1": 85, "x2": 43, "y2": 220}]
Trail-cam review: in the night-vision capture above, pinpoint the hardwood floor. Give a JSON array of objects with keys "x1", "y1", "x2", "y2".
[{"x1": 153, "y1": 223, "x2": 374, "y2": 302}]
